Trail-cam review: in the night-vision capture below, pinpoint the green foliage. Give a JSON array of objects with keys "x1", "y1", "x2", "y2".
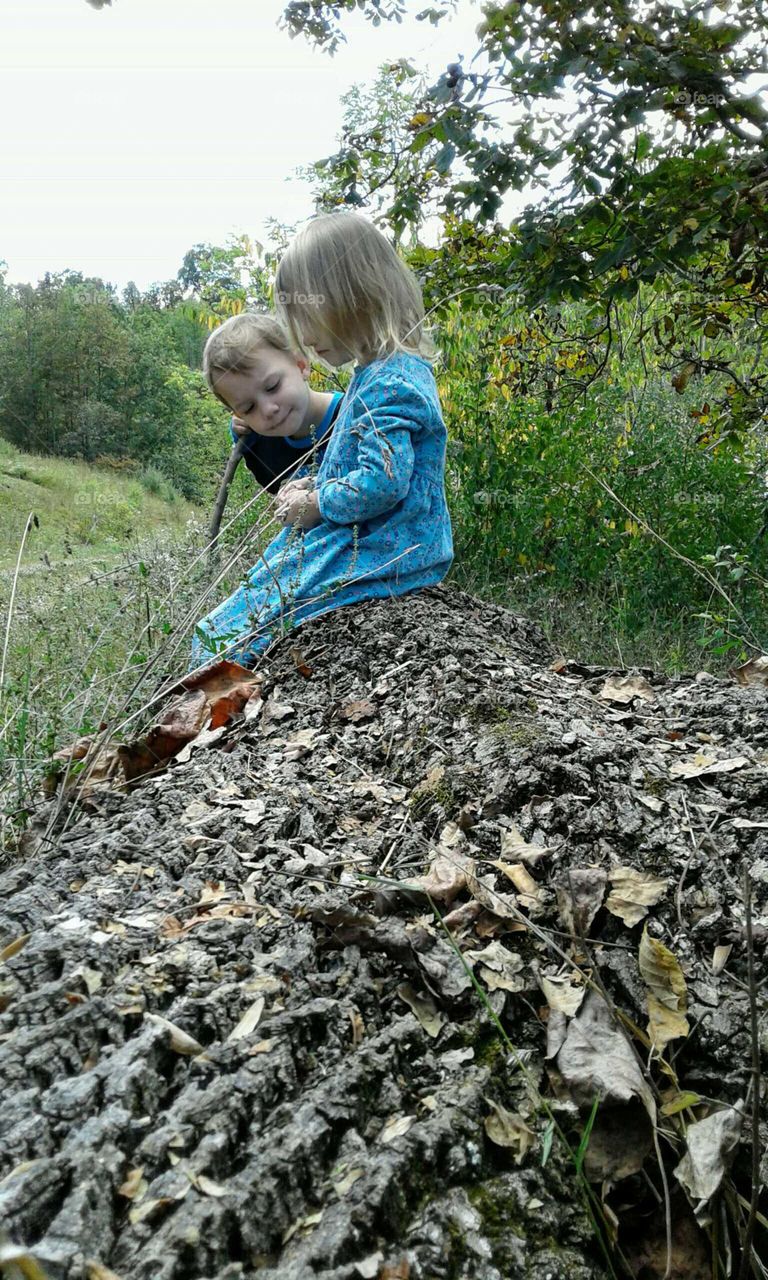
[
  {"x1": 138, "y1": 465, "x2": 180, "y2": 504},
  {"x1": 286, "y1": 0, "x2": 768, "y2": 440},
  {"x1": 0, "y1": 252, "x2": 266, "y2": 505},
  {"x1": 437, "y1": 297, "x2": 767, "y2": 656}
]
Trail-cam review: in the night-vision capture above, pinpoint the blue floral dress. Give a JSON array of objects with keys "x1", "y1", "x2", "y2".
[{"x1": 190, "y1": 351, "x2": 454, "y2": 667}]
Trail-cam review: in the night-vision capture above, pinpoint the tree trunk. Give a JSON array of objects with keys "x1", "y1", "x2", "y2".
[{"x1": 0, "y1": 585, "x2": 765, "y2": 1280}]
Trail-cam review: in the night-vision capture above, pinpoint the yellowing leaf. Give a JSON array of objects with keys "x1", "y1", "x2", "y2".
[
  {"x1": 483, "y1": 1100, "x2": 534, "y2": 1163},
  {"x1": 379, "y1": 1113, "x2": 416, "y2": 1144},
  {"x1": 661, "y1": 1091, "x2": 701, "y2": 1117},
  {"x1": 227, "y1": 996, "x2": 265, "y2": 1042},
  {"x1": 606, "y1": 867, "x2": 668, "y2": 927},
  {"x1": 397, "y1": 984, "x2": 444, "y2": 1038},
  {"x1": 639, "y1": 927, "x2": 689, "y2": 1053}
]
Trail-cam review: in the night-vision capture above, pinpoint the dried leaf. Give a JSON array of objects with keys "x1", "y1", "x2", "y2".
[
  {"x1": 541, "y1": 974, "x2": 586, "y2": 1018},
  {"x1": 338, "y1": 699, "x2": 376, "y2": 723},
  {"x1": 144, "y1": 1013, "x2": 204, "y2": 1056},
  {"x1": 606, "y1": 867, "x2": 668, "y2": 927},
  {"x1": 194, "y1": 1174, "x2": 229, "y2": 1198},
  {"x1": 465, "y1": 868, "x2": 520, "y2": 920},
  {"x1": 556, "y1": 868, "x2": 607, "y2": 937},
  {"x1": 409, "y1": 841, "x2": 476, "y2": 904},
  {"x1": 600, "y1": 674, "x2": 656, "y2": 704},
  {"x1": 198, "y1": 881, "x2": 228, "y2": 905},
  {"x1": 639, "y1": 927, "x2": 689, "y2": 1053},
  {"x1": 86, "y1": 1263, "x2": 125, "y2": 1280},
  {"x1": 281, "y1": 1209, "x2": 324, "y2": 1244},
  {"x1": 711, "y1": 944, "x2": 732, "y2": 975},
  {"x1": 117, "y1": 1167, "x2": 145, "y2": 1200},
  {"x1": 0, "y1": 933, "x2": 31, "y2": 963},
  {"x1": 492, "y1": 861, "x2": 546, "y2": 915},
  {"x1": 669, "y1": 754, "x2": 749, "y2": 780},
  {"x1": 246, "y1": 1038, "x2": 276, "y2": 1056},
  {"x1": 379, "y1": 1261, "x2": 410, "y2": 1280},
  {"x1": 379, "y1": 1114, "x2": 415, "y2": 1144},
  {"x1": 483, "y1": 1100, "x2": 534, "y2": 1162},
  {"x1": 465, "y1": 941, "x2": 524, "y2": 993},
  {"x1": 731, "y1": 655, "x2": 768, "y2": 687},
  {"x1": 731, "y1": 817, "x2": 768, "y2": 829},
  {"x1": 128, "y1": 1196, "x2": 177, "y2": 1225},
  {"x1": 228, "y1": 996, "x2": 265, "y2": 1042},
  {"x1": 499, "y1": 825, "x2": 552, "y2": 865},
  {"x1": 674, "y1": 1102, "x2": 744, "y2": 1218},
  {"x1": 556, "y1": 991, "x2": 655, "y2": 1118},
  {"x1": 333, "y1": 1167, "x2": 364, "y2": 1197},
  {"x1": 0, "y1": 1245, "x2": 52, "y2": 1280},
  {"x1": 396, "y1": 984, "x2": 444, "y2": 1038},
  {"x1": 354, "y1": 1253, "x2": 383, "y2": 1279}
]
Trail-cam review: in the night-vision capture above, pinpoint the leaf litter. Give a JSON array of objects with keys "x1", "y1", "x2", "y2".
[{"x1": 4, "y1": 586, "x2": 766, "y2": 1279}]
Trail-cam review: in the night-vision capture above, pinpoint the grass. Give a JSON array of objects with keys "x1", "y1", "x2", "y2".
[
  {"x1": 0, "y1": 437, "x2": 198, "y2": 569},
  {"x1": 448, "y1": 563, "x2": 740, "y2": 675},
  {"x1": 0, "y1": 442, "x2": 283, "y2": 850}
]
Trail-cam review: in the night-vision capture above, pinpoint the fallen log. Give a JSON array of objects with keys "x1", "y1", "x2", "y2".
[{"x1": 1, "y1": 585, "x2": 765, "y2": 1279}]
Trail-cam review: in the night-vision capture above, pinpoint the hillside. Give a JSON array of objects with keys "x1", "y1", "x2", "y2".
[{"x1": 0, "y1": 440, "x2": 200, "y2": 571}]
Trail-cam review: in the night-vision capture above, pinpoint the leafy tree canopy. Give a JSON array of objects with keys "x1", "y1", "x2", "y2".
[{"x1": 284, "y1": 0, "x2": 768, "y2": 440}]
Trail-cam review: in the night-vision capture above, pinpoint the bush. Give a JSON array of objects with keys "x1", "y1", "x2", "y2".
[
  {"x1": 435, "y1": 301, "x2": 768, "y2": 652},
  {"x1": 138, "y1": 466, "x2": 179, "y2": 504}
]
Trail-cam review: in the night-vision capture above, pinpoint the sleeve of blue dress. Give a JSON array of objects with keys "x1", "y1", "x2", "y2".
[{"x1": 315, "y1": 374, "x2": 427, "y2": 525}]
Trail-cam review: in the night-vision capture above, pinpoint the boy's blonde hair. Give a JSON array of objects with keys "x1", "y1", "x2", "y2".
[
  {"x1": 275, "y1": 211, "x2": 435, "y2": 365},
  {"x1": 202, "y1": 312, "x2": 293, "y2": 407}
]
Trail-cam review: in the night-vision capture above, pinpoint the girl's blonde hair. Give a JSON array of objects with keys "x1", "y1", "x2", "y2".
[
  {"x1": 202, "y1": 312, "x2": 293, "y2": 407},
  {"x1": 275, "y1": 211, "x2": 435, "y2": 365}
]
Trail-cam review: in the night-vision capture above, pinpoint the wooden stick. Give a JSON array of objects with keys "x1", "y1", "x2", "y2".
[{"x1": 208, "y1": 439, "x2": 245, "y2": 570}]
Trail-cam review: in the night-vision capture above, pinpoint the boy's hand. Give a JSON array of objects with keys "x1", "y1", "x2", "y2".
[{"x1": 231, "y1": 417, "x2": 252, "y2": 438}]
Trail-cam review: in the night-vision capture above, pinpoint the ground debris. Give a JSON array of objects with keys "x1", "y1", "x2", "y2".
[{"x1": 1, "y1": 584, "x2": 766, "y2": 1279}]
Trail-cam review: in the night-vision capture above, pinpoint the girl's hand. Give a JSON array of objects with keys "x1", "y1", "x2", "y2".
[{"x1": 276, "y1": 481, "x2": 322, "y2": 530}]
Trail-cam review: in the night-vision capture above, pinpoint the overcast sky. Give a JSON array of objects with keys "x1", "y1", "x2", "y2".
[{"x1": 0, "y1": 0, "x2": 488, "y2": 293}]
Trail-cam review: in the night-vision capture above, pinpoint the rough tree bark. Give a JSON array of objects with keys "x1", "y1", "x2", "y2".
[{"x1": 0, "y1": 585, "x2": 765, "y2": 1280}]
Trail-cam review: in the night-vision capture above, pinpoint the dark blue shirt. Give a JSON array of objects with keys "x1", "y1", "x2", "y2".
[{"x1": 231, "y1": 392, "x2": 344, "y2": 496}]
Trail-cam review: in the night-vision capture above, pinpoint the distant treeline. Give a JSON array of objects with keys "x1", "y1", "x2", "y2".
[{"x1": 0, "y1": 239, "x2": 270, "y2": 501}]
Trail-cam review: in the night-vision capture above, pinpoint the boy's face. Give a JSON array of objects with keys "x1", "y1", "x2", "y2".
[{"x1": 215, "y1": 347, "x2": 313, "y2": 438}]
